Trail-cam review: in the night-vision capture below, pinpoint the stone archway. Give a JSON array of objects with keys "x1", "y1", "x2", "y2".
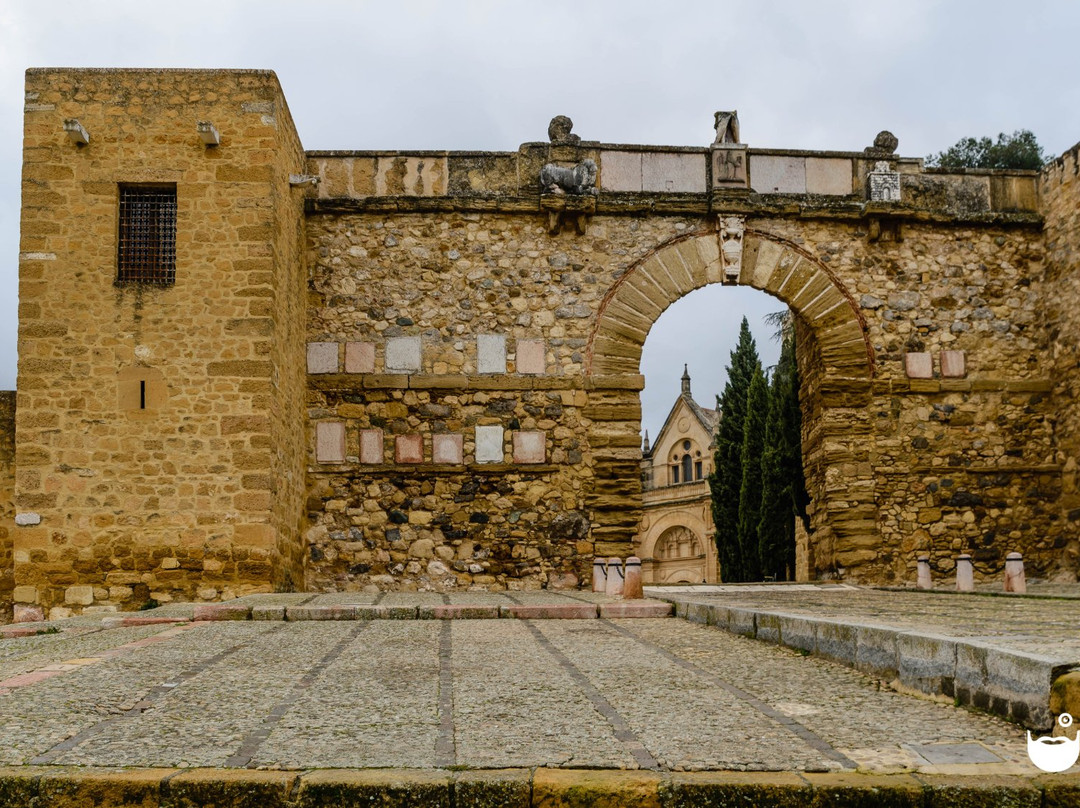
[{"x1": 584, "y1": 227, "x2": 877, "y2": 581}]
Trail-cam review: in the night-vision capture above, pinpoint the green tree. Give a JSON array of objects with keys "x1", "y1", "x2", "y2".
[
  {"x1": 709, "y1": 317, "x2": 760, "y2": 583},
  {"x1": 926, "y1": 130, "x2": 1046, "y2": 170},
  {"x1": 736, "y1": 366, "x2": 768, "y2": 582},
  {"x1": 757, "y1": 318, "x2": 806, "y2": 580}
]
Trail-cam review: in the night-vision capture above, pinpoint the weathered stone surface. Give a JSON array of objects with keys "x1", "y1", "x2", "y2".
[
  {"x1": 307, "y1": 342, "x2": 338, "y2": 374},
  {"x1": 904, "y1": 352, "x2": 933, "y2": 379}
]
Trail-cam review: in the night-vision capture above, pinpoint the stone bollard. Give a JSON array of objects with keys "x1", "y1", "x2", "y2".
[
  {"x1": 917, "y1": 556, "x2": 932, "y2": 590},
  {"x1": 592, "y1": 558, "x2": 608, "y2": 593},
  {"x1": 623, "y1": 556, "x2": 643, "y2": 600},
  {"x1": 605, "y1": 557, "x2": 624, "y2": 597},
  {"x1": 1005, "y1": 552, "x2": 1026, "y2": 594},
  {"x1": 956, "y1": 554, "x2": 974, "y2": 592}
]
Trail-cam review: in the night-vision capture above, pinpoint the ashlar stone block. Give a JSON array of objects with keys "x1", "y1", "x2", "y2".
[
  {"x1": 805, "y1": 157, "x2": 853, "y2": 195},
  {"x1": 516, "y1": 339, "x2": 546, "y2": 375},
  {"x1": 512, "y1": 430, "x2": 546, "y2": 464},
  {"x1": 359, "y1": 429, "x2": 384, "y2": 464},
  {"x1": 475, "y1": 425, "x2": 504, "y2": 464},
  {"x1": 904, "y1": 352, "x2": 933, "y2": 379},
  {"x1": 385, "y1": 336, "x2": 421, "y2": 373},
  {"x1": 432, "y1": 433, "x2": 463, "y2": 464},
  {"x1": 477, "y1": 334, "x2": 507, "y2": 374},
  {"x1": 307, "y1": 342, "x2": 338, "y2": 374},
  {"x1": 316, "y1": 421, "x2": 346, "y2": 464},
  {"x1": 940, "y1": 350, "x2": 966, "y2": 378},
  {"x1": 345, "y1": 341, "x2": 375, "y2": 374},
  {"x1": 599, "y1": 150, "x2": 642, "y2": 192},
  {"x1": 641, "y1": 152, "x2": 707, "y2": 193},
  {"x1": 750, "y1": 155, "x2": 806, "y2": 194}
]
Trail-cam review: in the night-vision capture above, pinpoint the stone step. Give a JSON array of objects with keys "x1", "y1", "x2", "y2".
[
  {"x1": 0, "y1": 766, "x2": 1072, "y2": 807},
  {"x1": 659, "y1": 595, "x2": 1077, "y2": 731}
]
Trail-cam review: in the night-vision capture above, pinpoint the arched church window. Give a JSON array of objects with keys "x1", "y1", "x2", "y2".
[
  {"x1": 682, "y1": 454, "x2": 692, "y2": 483},
  {"x1": 671, "y1": 464, "x2": 680, "y2": 484},
  {"x1": 682, "y1": 440, "x2": 691, "y2": 450},
  {"x1": 695, "y1": 461, "x2": 703, "y2": 480}
]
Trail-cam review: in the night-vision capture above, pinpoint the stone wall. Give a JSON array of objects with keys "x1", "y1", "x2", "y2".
[
  {"x1": 0, "y1": 392, "x2": 14, "y2": 623},
  {"x1": 15, "y1": 69, "x2": 306, "y2": 617},
  {"x1": 1043, "y1": 142, "x2": 1080, "y2": 579},
  {"x1": 14, "y1": 68, "x2": 1078, "y2": 606},
  {"x1": 303, "y1": 195, "x2": 1060, "y2": 587}
]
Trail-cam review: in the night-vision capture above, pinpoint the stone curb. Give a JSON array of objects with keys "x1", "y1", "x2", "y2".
[
  {"x1": 0, "y1": 766, "x2": 1074, "y2": 807},
  {"x1": 665, "y1": 596, "x2": 1079, "y2": 730},
  {"x1": 599, "y1": 601, "x2": 674, "y2": 618},
  {"x1": 97, "y1": 599, "x2": 678, "y2": 628},
  {"x1": 500, "y1": 603, "x2": 599, "y2": 619},
  {"x1": 100, "y1": 616, "x2": 192, "y2": 629}
]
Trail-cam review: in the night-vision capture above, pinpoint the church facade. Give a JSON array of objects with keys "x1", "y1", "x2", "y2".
[{"x1": 636, "y1": 368, "x2": 720, "y2": 584}]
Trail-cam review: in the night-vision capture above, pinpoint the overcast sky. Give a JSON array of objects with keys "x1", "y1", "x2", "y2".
[{"x1": 2, "y1": 1, "x2": 1079, "y2": 437}]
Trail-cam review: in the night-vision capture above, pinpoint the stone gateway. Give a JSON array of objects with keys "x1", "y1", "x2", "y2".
[{"x1": 7, "y1": 68, "x2": 1080, "y2": 619}]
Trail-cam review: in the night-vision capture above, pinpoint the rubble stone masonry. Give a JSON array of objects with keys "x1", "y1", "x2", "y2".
[{"x1": 7, "y1": 67, "x2": 1080, "y2": 615}]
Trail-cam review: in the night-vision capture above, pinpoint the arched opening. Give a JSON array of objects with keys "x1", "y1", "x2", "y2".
[{"x1": 586, "y1": 227, "x2": 876, "y2": 582}]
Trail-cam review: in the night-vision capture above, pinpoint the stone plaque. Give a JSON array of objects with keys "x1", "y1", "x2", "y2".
[
  {"x1": 385, "y1": 336, "x2": 421, "y2": 373},
  {"x1": 475, "y1": 425, "x2": 504, "y2": 464},
  {"x1": 869, "y1": 161, "x2": 901, "y2": 202},
  {"x1": 712, "y1": 146, "x2": 748, "y2": 189},
  {"x1": 513, "y1": 431, "x2": 546, "y2": 464},
  {"x1": 940, "y1": 350, "x2": 966, "y2": 378},
  {"x1": 344, "y1": 342, "x2": 375, "y2": 374},
  {"x1": 477, "y1": 334, "x2": 507, "y2": 374},
  {"x1": 516, "y1": 339, "x2": 546, "y2": 375},
  {"x1": 432, "y1": 433, "x2": 463, "y2": 465},
  {"x1": 316, "y1": 421, "x2": 346, "y2": 463},
  {"x1": 904, "y1": 352, "x2": 933, "y2": 379},
  {"x1": 359, "y1": 429, "x2": 384, "y2": 464},
  {"x1": 307, "y1": 342, "x2": 338, "y2": 374},
  {"x1": 395, "y1": 434, "x2": 424, "y2": 464}
]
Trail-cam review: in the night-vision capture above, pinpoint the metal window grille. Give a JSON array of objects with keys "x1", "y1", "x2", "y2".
[{"x1": 117, "y1": 185, "x2": 176, "y2": 285}]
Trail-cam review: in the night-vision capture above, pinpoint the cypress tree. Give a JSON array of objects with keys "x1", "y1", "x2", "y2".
[
  {"x1": 709, "y1": 317, "x2": 760, "y2": 582},
  {"x1": 757, "y1": 361, "x2": 790, "y2": 581},
  {"x1": 737, "y1": 366, "x2": 768, "y2": 582},
  {"x1": 757, "y1": 319, "x2": 809, "y2": 581}
]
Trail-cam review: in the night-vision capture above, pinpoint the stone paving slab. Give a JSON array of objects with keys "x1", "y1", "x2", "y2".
[
  {"x1": 650, "y1": 584, "x2": 1080, "y2": 730},
  {"x1": 0, "y1": 614, "x2": 1060, "y2": 779}
]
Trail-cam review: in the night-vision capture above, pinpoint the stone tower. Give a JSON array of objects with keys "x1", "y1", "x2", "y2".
[{"x1": 15, "y1": 69, "x2": 308, "y2": 618}]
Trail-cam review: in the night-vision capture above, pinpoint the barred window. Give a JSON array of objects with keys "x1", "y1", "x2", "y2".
[{"x1": 117, "y1": 185, "x2": 176, "y2": 285}]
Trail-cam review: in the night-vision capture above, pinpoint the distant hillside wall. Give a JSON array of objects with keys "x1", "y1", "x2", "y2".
[
  {"x1": 1043, "y1": 143, "x2": 1080, "y2": 577},
  {"x1": 0, "y1": 392, "x2": 14, "y2": 623}
]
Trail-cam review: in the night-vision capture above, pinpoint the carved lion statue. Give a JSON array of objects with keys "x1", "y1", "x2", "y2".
[{"x1": 539, "y1": 159, "x2": 598, "y2": 196}]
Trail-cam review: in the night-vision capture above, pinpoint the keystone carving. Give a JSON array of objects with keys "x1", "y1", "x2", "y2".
[
  {"x1": 539, "y1": 159, "x2": 598, "y2": 196},
  {"x1": 719, "y1": 215, "x2": 745, "y2": 282}
]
